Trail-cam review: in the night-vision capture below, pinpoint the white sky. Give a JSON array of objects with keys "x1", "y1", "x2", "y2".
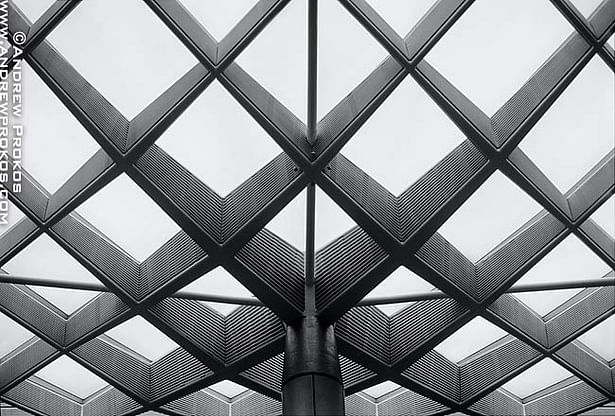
[
  {"x1": 180, "y1": 0, "x2": 259, "y2": 41},
  {"x1": 434, "y1": 316, "x2": 507, "y2": 363},
  {"x1": 0, "y1": 312, "x2": 34, "y2": 358},
  {"x1": 501, "y1": 358, "x2": 574, "y2": 398},
  {"x1": 105, "y1": 316, "x2": 179, "y2": 361},
  {"x1": 11, "y1": 0, "x2": 53, "y2": 23},
  {"x1": 208, "y1": 380, "x2": 249, "y2": 399},
  {"x1": 34, "y1": 355, "x2": 108, "y2": 399},
  {"x1": 592, "y1": 196, "x2": 615, "y2": 237},
  {"x1": 362, "y1": 380, "x2": 402, "y2": 399},
  {"x1": 367, "y1": 0, "x2": 437, "y2": 36}
]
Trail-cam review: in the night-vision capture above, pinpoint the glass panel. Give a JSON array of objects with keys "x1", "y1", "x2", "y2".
[
  {"x1": 20, "y1": 63, "x2": 99, "y2": 193},
  {"x1": 577, "y1": 316, "x2": 615, "y2": 361},
  {"x1": 208, "y1": 380, "x2": 248, "y2": 398},
  {"x1": 609, "y1": 35, "x2": 614, "y2": 48},
  {"x1": 362, "y1": 381, "x2": 402, "y2": 398},
  {"x1": 11, "y1": 0, "x2": 54, "y2": 23},
  {"x1": 47, "y1": 0, "x2": 197, "y2": 119},
  {"x1": 179, "y1": 0, "x2": 259, "y2": 41},
  {"x1": 438, "y1": 171, "x2": 542, "y2": 262},
  {"x1": 569, "y1": 0, "x2": 603, "y2": 18},
  {"x1": 513, "y1": 235, "x2": 610, "y2": 316},
  {"x1": 362, "y1": 267, "x2": 434, "y2": 316},
  {"x1": 500, "y1": 358, "x2": 574, "y2": 398},
  {"x1": 434, "y1": 317, "x2": 507, "y2": 363},
  {"x1": 426, "y1": 0, "x2": 570, "y2": 116},
  {"x1": 235, "y1": 0, "x2": 307, "y2": 122},
  {"x1": 341, "y1": 77, "x2": 464, "y2": 195},
  {"x1": 34, "y1": 355, "x2": 109, "y2": 399},
  {"x1": 366, "y1": 0, "x2": 437, "y2": 36},
  {"x1": 181, "y1": 266, "x2": 256, "y2": 316},
  {"x1": 318, "y1": 0, "x2": 388, "y2": 120},
  {"x1": 520, "y1": 57, "x2": 614, "y2": 192},
  {"x1": 105, "y1": 316, "x2": 179, "y2": 361},
  {"x1": 26, "y1": 287, "x2": 99, "y2": 315},
  {"x1": 315, "y1": 187, "x2": 357, "y2": 250},
  {"x1": 156, "y1": 81, "x2": 281, "y2": 197},
  {"x1": 0, "y1": 312, "x2": 34, "y2": 358},
  {"x1": 76, "y1": 174, "x2": 180, "y2": 261},
  {"x1": 266, "y1": 190, "x2": 306, "y2": 251},
  {"x1": 0, "y1": 201, "x2": 25, "y2": 238},
  {"x1": 591, "y1": 196, "x2": 614, "y2": 237}
]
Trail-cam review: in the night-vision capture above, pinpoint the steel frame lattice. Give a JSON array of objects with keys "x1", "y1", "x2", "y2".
[{"x1": 1, "y1": 0, "x2": 614, "y2": 415}]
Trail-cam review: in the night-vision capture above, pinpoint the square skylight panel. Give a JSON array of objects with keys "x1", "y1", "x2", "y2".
[
  {"x1": 47, "y1": 0, "x2": 198, "y2": 119},
  {"x1": 181, "y1": 266, "x2": 256, "y2": 315},
  {"x1": 179, "y1": 0, "x2": 259, "y2": 41},
  {"x1": 591, "y1": 196, "x2": 614, "y2": 237},
  {"x1": 362, "y1": 381, "x2": 402, "y2": 399},
  {"x1": 315, "y1": 187, "x2": 358, "y2": 250},
  {"x1": 438, "y1": 171, "x2": 542, "y2": 262},
  {"x1": 0, "y1": 201, "x2": 24, "y2": 238},
  {"x1": 362, "y1": 267, "x2": 435, "y2": 316},
  {"x1": 500, "y1": 358, "x2": 574, "y2": 399},
  {"x1": 156, "y1": 81, "x2": 282, "y2": 197},
  {"x1": 34, "y1": 355, "x2": 109, "y2": 399},
  {"x1": 0, "y1": 313, "x2": 34, "y2": 358},
  {"x1": 20, "y1": 63, "x2": 99, "y2": 193},
  {"x1": 434, "y1": 317, "x2": 507, "y2": 363},
  {"x1": 577, "y1": 315, "x2": 615, "y2": 361},
  {"x1": 366, "y1": 0, "x2": 437, "y2": 37},
  {"x1": 265, "y1": 190, "x2": 306, "y2": 251},
  {"x1": 208, "y1": 380, "x2": 249, "y2": 399},
  {"x1": 519, "y1": 57, "x2": 614, "y2": 193},
  {"x1": 11, "y1": 0, "x2": 54, "y2": 23},
  {"x1": 235, "y1": 0, "x2": 307, "y2": 122},
  {"x1": 318, "y1": 0, "x2": 389, "y2": 120},
  {"x1": 76, "y1": 174, "x2": 180, "y2": 261},
  {"x1": 105, "y1": 316, "x2": 179, "y2": 361},
  {"x1": 426, "y1": 0, "x2": 571, "y2": 116},
  {"x1": 341, "y1": 77, "x2": 464, "y2": 195}
]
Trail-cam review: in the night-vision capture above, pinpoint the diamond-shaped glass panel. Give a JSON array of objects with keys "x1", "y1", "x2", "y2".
[
  {"x1": 570, "y1": 0, "x2": 603, "y2": 18},
  {"x1": 76, "y1": 174, "x2": 180, "y2": 261},
  {"x1": 591, "y1": 196, "x2": 615, "y2": 237},
  {"x1": 366, "y1": 0, "x2": 437, "y2": 37},
  {"x1": 578, "y1": 315, "x2": 615, "y2": 361},
  {"x1": 0, "y1": 313, "x2": 34, "y2": 358},
  {"x1": 438, "y1": 171, "x2": 542, "y2": 262},
  {"x1": 501, "y1": 358, "x2": 574, "y2": 398},
  {"x1": 105, "y1": 316, "x2": 179, "y2": 361},
  {"x1": 236, "y1": 0, "x2": 307, "y2": 122},
  {"x1": 341, "y1": 77, "x2": 464, "y2": 195},
  {"x1": 434, "y1": 317, "x2": 507, "y2": 363},
  {"x1": 34, "y1": 355, "x2": 109, "y2": 399},
  {"x1": 156, "y1": 81, "x2": 281, "y2": 197},
  {"x1": 513, "y1": 235, "x2": 611, "y2": 316},
  {"x1": 179, "y1": 0, "x2": 259, "y2": 41},
  {"x1": 266, "y1": 190, "x2": 306, "y2": 251},
  {"x1": 315, "y1": 187, "x2": 357, "y2": 250},
  {"x1": 12, "y1": 0, "x2": 53, "y2": 23},
  {"x1": 181, "y1": 267, "x2": 256, "y2": 315},
  {"x1": 426, "y1": 0, "x2": 570, "y2": 115},
  {"x1": 20, "y1": 63, "x2": 99, "y2": 193},
  {"x1": 520, "y1": 57, "x2": 614, "y2": 193},
  {"x1": 318, "y1": 0, "x2": 388, "y2": 120},
  {"x1": 209, "y1": 380, "x2": 249, "y2": 398},
  {"x1": 0, "y1": 201, "x2": 24, "y2": 238},
  {"x1": 363, "y1": 381, "x2": 402, "y2": 399},
  {"x1": 362, "y1": 267, "x2": 435, "y2": 316},
  {"x1": 47, "y1": 0, "x2": 197, "y2": 119}
]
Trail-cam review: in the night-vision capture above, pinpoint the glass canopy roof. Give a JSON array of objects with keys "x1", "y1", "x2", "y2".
[{"x1": 1, "y1": 0, "x2": 613, "y2": 415}]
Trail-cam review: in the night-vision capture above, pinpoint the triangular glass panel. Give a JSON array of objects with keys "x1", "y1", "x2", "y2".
[
  {"x1": 105, "y1": 316, "x2": 179, "y2": 361},
  {"x1": 179, "y1": 0, "x2": 259, "y2": 41},
  {"x1": 578, "y1": 315, "x2": 615, "y2": 361},
  {"x1": 609, "y1": 35, "x2": 614, "y2": 48},
  {"x1": 315, "y1": 187, "x2": 357, "y2": 250},
  {"x1": 513, "y1": 235, "x2": 611, "y2": 316},
  {"x1": 235, "y1": 0, "x2": 307, "y2": 122},
  {"x1": 362, "y1": 381, "x2": 402, "y2": 399},
  {"x1": 520, "y1": 57, "x2": 614, "y2": 193},
  {"x1": 265, "y1": 190, "x2": 306, "y2": 251},
  {"x1": 362, "y1": 267, "x2": 435, "y2": 316},
  {"x1": 591, "y1": 196, "x2": 614, "y2": 237},
  {"x1": 366, "y1": 0, "x2": 437, "y2": 37},
  {"x1": 181, "y1": 266, "x2": 256, "y2": 315},
  {"x1": 34, "y1": 355, "x2": 109, "y2": 399},
  {"x1": 570, "y1": 0, "x2": 603, "y2": 18},
  {"x1": 156, "y1": 81, "x2": 282, "y2": 197},
  {"x1": 11, "y1": 0, "x2": 54, "y2": 23},
  {"x1": 47, "y1": 0, "x2": 197, "y2": 119},
  {"x1": 341, "y1": 77, "x2": 464, "y2": 195},
  {"x1": 500, "y1": 358, "x2": 574, "y2": 398},
  {"x1": 76, "y1": 174, "x2": 180, "y2": 262},
  {"x1": 434, "y1": 316, "x2": 507, "y2": 363},
  {"x1": 0, "y1": 201, "x2": 25, "y2": 238},
  {"x1": 0, "y1": 312, "x2": 34, "y2": 358},
  {"x1": 20, "y1": 63, "x2": 99, "y2": 193},
  {"x1": 26, "y1": 287, "x2": 99, "y2": 316},
  {"x1": 438, "y1": 171, "x2": 542, "y2": 262},
  {"x1": 318, "y1": 0, "x2": 389, "y2": 120},
  {"x1": 208, "y1": 380, "x2": 249, "y2": 399},
  {"x1": 426, "y1": 0, "x2": 571, "y2": 116}
]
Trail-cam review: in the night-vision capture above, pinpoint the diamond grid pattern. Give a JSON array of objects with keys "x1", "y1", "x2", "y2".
[{"x1": 1, "y1": 1, "x2": 613, "y2": 415}]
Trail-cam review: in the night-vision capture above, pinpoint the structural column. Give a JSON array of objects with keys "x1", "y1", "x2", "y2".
[{"x1": 282, "y1": 316, "x2": 345, "y2": 415}]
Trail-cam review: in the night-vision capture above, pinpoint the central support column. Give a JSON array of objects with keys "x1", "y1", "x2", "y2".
[{"x1": 282, "y1": 316, "x2": 345, "y2": 415}]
